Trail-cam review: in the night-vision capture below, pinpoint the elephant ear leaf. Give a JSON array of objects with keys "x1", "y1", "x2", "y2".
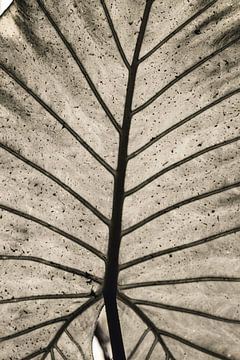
[{"x1": 0, "y1": 0, "x2": 240, "y2": 359}]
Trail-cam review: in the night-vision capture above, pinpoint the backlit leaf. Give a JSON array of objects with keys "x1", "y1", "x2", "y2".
[{"x1": 0, "y1": 0, "x2": 239, "y2": 359}]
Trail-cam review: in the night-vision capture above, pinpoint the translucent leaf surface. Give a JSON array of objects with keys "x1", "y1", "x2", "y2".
[{"x1": 0, "y1": 0, "x2": 239, "y2": 359}]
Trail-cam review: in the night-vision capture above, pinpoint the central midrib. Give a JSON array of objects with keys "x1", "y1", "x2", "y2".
[
  {"x1": 102, "y1": 2, "x2": 155, "y2": 359},
  {"x1": 102, "y1": 64, "x2": 138, "y2": 360}
]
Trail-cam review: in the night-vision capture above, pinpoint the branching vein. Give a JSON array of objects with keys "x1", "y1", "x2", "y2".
[
  {"x1": 139, "y1": 0, "x2": 218, "y2": 62},
  {"x1": 119, "y1": 293, "x2": 232, "y2": 360},
  {"x1": 0, "y1": 64, "x2": 115, "y2": 176},
  {"x1": 133, "y1": 37, "x2": 240, "y2": 115},
  {"x1": 41, "y1": 294, "x2": 102, "y2": 360},
  {"x1": 120, "y1": 226, "x2": 240, "y2": 270},
  {"x1": 132, "y1": 298, "x2": 240, "y2": 324},
  {"x1": 65, "y1": 330, "x2": 85, "y2": 359},
  {"x1": 157, "y1": 330, "x2": 232, "y2": 359},
  {"x1": 0, "y1": 296, "x2": 101, "y2": 359},
  {"x1": 21, "y1": 348, "x2": 46, "y2": 360},
  {"x1": 0, "y1": 143, "x2": 110, "y2": 226},
  {"x1": 0, "y1": 293, "x2": 91, "y2": 305},
  {"x1": 125, "y1": 136, "x2": 240, "y2": 196},
  {"x1": 120, "y1": 276, "x2": 240, "y2": 290},
  {"x1": 36, "y1": 0, "x2": 121, "y2": 134},
  {"x1": 50, "y1": 349, "x2": 55, "y2": 360},
  {"x1": 119, "y1": 292, "x2": 176, "y2": 360},
  {"x1": 128, "y1": 89, "x2": 240, "y2": 160},
  {"x1": 100, "y1": 0, "x2": 130, "y2": 70},
  {"x1": 127, "y1": 328, "x2": 150, "y2": 360},
  {"x1": 0, "y1": 315, "x2": 66, "y2": 343},
  {"x1": 146, "y1": 338, "x2": 157, "y2": 360},
  {"x1": 122, "y1": 182, "x2": 240, "y2": 236},
  {"x1": 0, "y1": 254, "x2": 102, "y2": 283},
  {"x1": 55, "y1": 346, "x2": 68, "y2": 360},
  {"x1": 0, "y1": 204, "x2": 106, "y2": 261}
]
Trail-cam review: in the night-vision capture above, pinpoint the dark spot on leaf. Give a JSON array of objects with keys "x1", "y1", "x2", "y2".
[{"x1": 194, "y1": 28, "x2": 201, "y2": 35}]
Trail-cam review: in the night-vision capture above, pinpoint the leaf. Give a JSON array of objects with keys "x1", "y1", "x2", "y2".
[{"x1": 0, "y1": 0, "x2": 239, "y2": 359}]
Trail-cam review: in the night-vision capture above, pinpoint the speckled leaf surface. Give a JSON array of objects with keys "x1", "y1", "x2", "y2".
[{"x1": 0, "y1": 0, "x2": 239, "y2": 359}]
